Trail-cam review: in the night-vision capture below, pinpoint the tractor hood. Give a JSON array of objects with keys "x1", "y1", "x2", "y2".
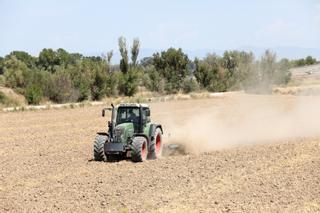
[{"x1": 114, "y1": 123, "x2": 134, "y2": 143}]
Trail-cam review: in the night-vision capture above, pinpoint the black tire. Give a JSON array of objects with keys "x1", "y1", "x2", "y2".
[
  {"x1": 131, "y1": 137, "x2": 148, "y2": 162},
  {"x1": 148, "y1": 128, "x2": 163, "y2": 160},
  {"x1": 93, "y1": 134, "x2": 107, "y2": 161}
]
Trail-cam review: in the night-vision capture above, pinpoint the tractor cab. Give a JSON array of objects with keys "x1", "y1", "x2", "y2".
[
  {"x1": 102, "y1": 103, "x2": 151, "y2": 135},
  {"x1": 115, "y1": 105, "x2": 150, "y2": 133}
]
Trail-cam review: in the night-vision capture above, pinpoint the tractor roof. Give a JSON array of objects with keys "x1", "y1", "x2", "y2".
[{"x1": 117, "y1": 103, "x2": 149, "y2": 108}]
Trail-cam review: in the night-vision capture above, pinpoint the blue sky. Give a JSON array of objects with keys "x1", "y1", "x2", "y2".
[{"x1": 1, "y1": 0, "x2": 320, "y2": 58}]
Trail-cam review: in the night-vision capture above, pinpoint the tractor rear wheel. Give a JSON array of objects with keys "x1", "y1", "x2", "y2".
[
  {"x1": 148, "y1": 128, "x2": 163, "y2": 159},
  {"x1": 131, "y1": 137, "x2": 148, "y2": 162},
  {"x1": 93, "y1": 134, "x2": 107, "y2": 161}
]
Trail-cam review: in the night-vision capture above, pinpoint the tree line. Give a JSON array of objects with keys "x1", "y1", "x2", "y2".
[{"x1": 0, "y1": 37, "x2": 317, "y2": 105}]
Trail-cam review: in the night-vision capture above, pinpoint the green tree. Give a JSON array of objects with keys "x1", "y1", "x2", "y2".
[
  {"x1": 24, "y1": 68, "x2": 52, "y2": 98},
  {"x1": 274, "y1": 58, "x2": 291, "y2": 85},
  {"x1": 105, "y1": 71, "x2": 119, "y2": 97},
  {"x1": 140, "y1": 57, "x2": 153, "y2": 67},
  {"x1": 305, "y1": 56, "x2": 317, "y2": 65},
  {"x1": 194, "y1": 54, "x2": 221, "y2": 89},
  {"x1": 152, "y1": 48, "x2": 190, "y2": 93},
  {"x1": 291, "y1": 56, "x2": 317, "y2": 67},
  {"x1": 69, "y1": 53, "x2": 83, "y2": 65},
  {"x1": 131, "y1": 38, "x2": 140, "y2": 66},
  {"x1": 295, "y1": 58, "x2": 306, "y2": 66},
  {"x1": 103, "y1": 52, "x2": 119, "y2": 97},
  {"x1": 118, "y1": 37, "x2": 129, "y2": 74},
  {"x1": 91, "y1": 65, "x2": 108, "y2": 100},
  {"x1": 102, "y1": 50, "x2": 113, "y2": 64},
  {"x1": 236, "y1": 51, "x2": 257, "y2": 89},
  {"x1": 25, "y1": 85, "x2": 43, "y2": 105},
  {"x1": 67, "y1": 60, "x2": 92, "y2": 101},
  {"x1": 118, "y1": 37, "x2": 141, "y2": 96},
  {"x1": 222, "y1": 51, "x2": 239, "y2": 88},
  {"x1": 50, "y1": 68, "x2": 80, "y2": 103},
  {"x1": 259, "y1": 50, "x2": 277, "y2": 92},
  {"x1": 6, "y1": 51, "x2": 36, "y2": 69},
  {"x1": 56, "y1": 48, "x2": 72, "y2": 67},
  {"x1": 194, "y1": 54, "x2": 228, "y2": 92},
  {"x1": 144, "y1": 66, "x2": 165, "y2": 93},
  {"x1": 119, "y1": 68, "x2": 139, "y2": 96},
  {"x1": 182, "y1": 77, "x2": 199, "y2": 93},
  {"x1": 3, "y1": 55, "x2": 29, "y2": 89},
  {"x1": 38, "y1": 48, "x2": 60, "y2": 72},
  {"x1": 0, "y1": 57, "x2": 4, "y2": 75}
]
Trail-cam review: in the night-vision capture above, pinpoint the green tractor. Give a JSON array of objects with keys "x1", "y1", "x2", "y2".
[{"x1": 93, "y1": 103, "x2": 163, "y2": 162}]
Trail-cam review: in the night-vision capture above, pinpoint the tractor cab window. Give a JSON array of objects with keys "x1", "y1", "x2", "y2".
[{"x1": 116, "y1": 107, "x2": 140, "y2": 125}]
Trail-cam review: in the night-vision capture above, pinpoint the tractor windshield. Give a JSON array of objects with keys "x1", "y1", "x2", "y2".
[{"x1": 116, "y1": 107, "x2": 140, "y2": 125}]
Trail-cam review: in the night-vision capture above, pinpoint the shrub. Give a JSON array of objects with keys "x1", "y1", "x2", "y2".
[
  {"x1": 3, "y1": 56, "x2": 29, "y2": 88},
  {"x1": 118, "y1": 68, "x2": 139, "y2": 96},
  {"x1": 182, "y1": 78, "x2": 200, "y2": 93},
  {"x1": 0, "y1": 75, "x2": 5, "y2": 86},
  {"x1": 25, "y1": 85, "x2": 43, "y2": 105},
  {"x1": 0, "y1": 91, "x2": 6, "y2": 103},
  {"x1": 91, "y1": 68, "x2": 108, "y2": 100},
  {"x1": 105, "y1": 72, "x2": 119, "y2": 97},
  {"x1": 144, "y1": 67, "x2": 165, "y2": 93},
  {"x1": 152, "y1": 48, "x2": 190, "y2": 93},
  {"x1": 0, "y1": 91, "x2": 20, "y2": 106},
  {"x1": 50, "y1": 69, "x2": 80, "y2": 103}
]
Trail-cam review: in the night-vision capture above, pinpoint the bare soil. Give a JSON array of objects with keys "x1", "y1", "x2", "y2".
[{"x1": 1, "y1": 94, "x2": 320, "y2": 212}]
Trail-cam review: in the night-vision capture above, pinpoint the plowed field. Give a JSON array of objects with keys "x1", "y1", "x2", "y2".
[{"x1": 1, "y1": 93, "x2": 320, "y2": 212}]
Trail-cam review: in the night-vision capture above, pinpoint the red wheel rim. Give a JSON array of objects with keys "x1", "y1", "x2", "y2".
[
  {"x1": 155, "y1": 134, "x2": 161, "y2": 155},
  {"x1": 141, "y1": 142, "x2": 147, "y2": 159}
]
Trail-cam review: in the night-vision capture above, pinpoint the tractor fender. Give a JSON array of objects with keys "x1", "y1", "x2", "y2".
[{"x1": 149, "y1": 124, "x2": 163, "y2": 141}]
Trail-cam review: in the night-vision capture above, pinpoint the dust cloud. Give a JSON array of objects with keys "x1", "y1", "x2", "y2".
[{"x1": 163, "y1": 94, "x2": 320, "y2": 154}]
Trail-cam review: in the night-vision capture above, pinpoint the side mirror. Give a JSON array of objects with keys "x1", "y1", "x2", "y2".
[
  {"x1": 145, "y1": 109, "x2": 150, "y2": 116},
  {"x1": 102, "y1": 109, "x2": 105, "y2": 117},
  {"x1": 143, "y1": 116, "x2": 151, "y2": 125}
]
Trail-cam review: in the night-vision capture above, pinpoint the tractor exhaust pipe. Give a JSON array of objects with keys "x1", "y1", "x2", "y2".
[
  {"x1": 110, "y1": 104, "x2": 116, "y2": 139},
  {"x1": 139, "y1": 106, "x2": 144, "y2": 134},
  {"x1": 101, "y1": 104, "x2": 116, "y2": 140}
]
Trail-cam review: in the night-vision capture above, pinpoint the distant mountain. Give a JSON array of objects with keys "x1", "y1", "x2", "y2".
[
  {"x1": 184, "y1": 46, "x2": 320, "y2": 60},
  {"x1": 89, "y1": 46, "x2": 320, "y2": 64},
  {"x1": 239, "y1": 46, "x2": 320, "y2": 60}
]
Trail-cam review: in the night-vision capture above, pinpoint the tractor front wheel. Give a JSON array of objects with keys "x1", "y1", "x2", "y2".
[
  {"x1": 93, "y1": 134, "x2": 107, "y2": 161},
  {"x1": 131, "y1": 137, "x2": 148, "y2": 162}
]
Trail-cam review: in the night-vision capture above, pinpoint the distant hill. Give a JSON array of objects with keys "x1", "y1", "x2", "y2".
[
  {"x1": 290, "y1": 63, "x2": 320, "y2": 80},
  {"x1": 0, "y1": 86, "x2": 26, "y2": 107},
  {"x1": 240, "y1": 46, "x2": 320, "y2": 61}
]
